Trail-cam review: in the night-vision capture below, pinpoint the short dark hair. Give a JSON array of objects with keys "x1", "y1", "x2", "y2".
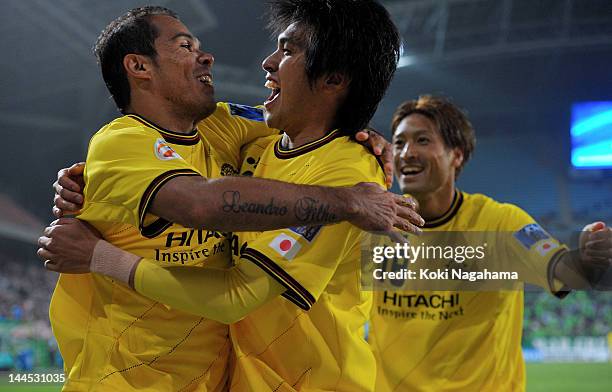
[
  {"x1": 267, "y1": 0, "x2": 400, "y2": 135},
  {"x1": 94, "y1": 6, "x2": 179, "y2": 113},
  {"x1": 392, "y1": 95, "x2": 476, "y2": 176}
]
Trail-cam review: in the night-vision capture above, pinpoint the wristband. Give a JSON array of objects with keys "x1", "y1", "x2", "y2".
[{"x1": 91, "y1": 240, "x2": 141, "y2": 287}]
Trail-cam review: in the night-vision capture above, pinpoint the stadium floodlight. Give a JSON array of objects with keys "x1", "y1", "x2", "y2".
[{"x1": 570, "y1": 101, "x2": 612, "y2": 169}]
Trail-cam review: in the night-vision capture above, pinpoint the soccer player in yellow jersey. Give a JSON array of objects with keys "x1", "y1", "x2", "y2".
[
  {"x1": 368, "y1": 95, "x2": 612, "y2": 391},
  {"x1": 37, "y1": 5, "x2": 420, "y2": 391},
  {"x1": 39, "y1": 1, "x2": 413, "y2": 391}
]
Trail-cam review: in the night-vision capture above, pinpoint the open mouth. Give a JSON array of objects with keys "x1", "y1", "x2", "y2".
[
  {"x1": 400, "y1": 166, "x2": 425, "y2": 177},
  {"x1": 264, "y1": 79, "x2": 280, "y2": 105},
  {"x1": 197, "y1": 74, "x2": 213, "y2": 86}
]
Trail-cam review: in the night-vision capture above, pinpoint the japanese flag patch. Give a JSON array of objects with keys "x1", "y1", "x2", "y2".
[
  {"x1": 269, "y1": 233, "x2": 302, "y2": 261},
  {"x1": 154, "y1": 138, "x2": 182, "y2": 161},
  {"x1": 535, "y1": 239, "x2": 559, "y2": 256}
]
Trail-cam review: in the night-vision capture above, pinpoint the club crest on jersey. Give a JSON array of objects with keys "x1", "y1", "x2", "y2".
[
  {"x1": 269, "y1": 233, "x2": 301, "y2": 260},
  {"x1": 154, "y1": 138, "x2": 182, "y2": 161},
  {"x1": 513, "y1": 223, "x2": 550, "y2": 249}
]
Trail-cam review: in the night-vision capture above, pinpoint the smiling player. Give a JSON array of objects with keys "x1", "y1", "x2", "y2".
[
  {"x1": 369, "y1": 95, "x2": 612, "y2": 391},
  {"x1": 39, "y1": 5, "x2": 420, "y2": 391},
  {"x1": 39, "y1": 1, "x2": 410, "y2": 391}
]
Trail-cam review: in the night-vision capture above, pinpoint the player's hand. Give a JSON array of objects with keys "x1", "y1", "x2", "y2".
[
  {"x1": 355, "y1": 128, "x2": 394, "y2": 189},
  {"x1": 579, "y1": 222, "x2": 612, "y2": 265},
  {"x1": 37, "y1": 218, "x2": 101, "y2": 273},
  {"x1": 53, "y1": 162, "x2": 85, "y2": 218},
  {"x1": 346, "y1": 182, "x2": 423, "y2": 234},
  {"x1": 578, "y1": 221, "x2": 612, "y2": 290}
]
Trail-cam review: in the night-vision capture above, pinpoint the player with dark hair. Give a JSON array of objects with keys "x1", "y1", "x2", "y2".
[
  {"x1": 39, "y1": 4, "x2": 419, "y2": 391},
  {"x1": 369, "y1": 95, "x2": 612, "y2": 391},
  {"x1": 40, "y1": 1, "x2": 417, "y2": 391},
  {"x1": 264, "y1": 0, "x2": 399, "y2": 135},
  {"x1": 94, "y1": 6, "x2": 180, "y2": 113}
]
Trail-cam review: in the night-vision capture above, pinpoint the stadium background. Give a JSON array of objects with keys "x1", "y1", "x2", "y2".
[{"x1": 0, "y1": 0, "x2": 610, "y2": 390}]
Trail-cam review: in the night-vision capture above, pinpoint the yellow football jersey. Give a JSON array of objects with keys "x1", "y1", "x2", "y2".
[
  {"x1": 228, "y1": 131, "x2": 385, "y2": 391},
  {"x1": 369, "y1": 191, "x2": 568, "y2": 392},
  {"x1": 50, "y1": 103, "x2": 274, "y2": 391},
  {"x1": 201, "y1": 102, "x2": 278, "y2": 177}
]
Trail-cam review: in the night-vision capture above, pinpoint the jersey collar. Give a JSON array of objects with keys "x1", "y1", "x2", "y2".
[
  {"x1": 274, "y1": 129, "x2": 343, "y2": 159},
  {"x1": 423, "y1": 190, "x2": 464, "y2": 228},
  {"x1": 126, "y1": 114, "x2": 201, "y2": 146}
]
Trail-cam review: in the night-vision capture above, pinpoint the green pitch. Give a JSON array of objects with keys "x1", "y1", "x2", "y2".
[
  {"x1": 0, "y1": 380, "x2": 60, "y2": 392},
  {"x1": 1, "y1": 363, "x2": 611, "y2": 391},
  {"x1": 526, "y1": 363, "x2": 612, "y2": 392},
  {"x1": 0, "y1": 372, "x2": 62, "y2": 392}
]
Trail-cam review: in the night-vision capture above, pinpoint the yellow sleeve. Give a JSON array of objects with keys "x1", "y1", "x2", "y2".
[
  {"x1": 78, "y1": 125, "x2": 201, "y2": 233},
  {"x1": 238, "y1": 157, "x2": 385, "y2": 310},
  {"x1": 133, "y1": 259, "x2": 285, "y2": 324},
  {"x1": 132, "y1": 153, "x2": 384, "y2": 314},
  {"x1": 198, "y1": 102, "x2": 278, "y2": 171},
  {"x1": 502, "y1": 204, "x2": 569, "y2": 295},
  {"x1": 131, "y1": 223, "x2": 362, "y2": 315},
  {"x1": 239, "y1": 223, "x2": 364, "y2": 310}
]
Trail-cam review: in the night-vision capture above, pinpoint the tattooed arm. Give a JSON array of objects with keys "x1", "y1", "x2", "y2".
[
  {"x1": 52, "y1": 163, "x2": 423, "y2": 233},
  {"x1": 151, "y1": 175, "x2": 422, "y2": 232}
]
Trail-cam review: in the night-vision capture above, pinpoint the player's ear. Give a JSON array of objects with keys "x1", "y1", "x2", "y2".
[
  {"x1": 123, "y1": 54, "x2": 153, "y2": 81},
  {"x1": 323, "y1": 72, "x2": 350, "y2": 93},
  {"x1": 452, "y1": 148, "x2": 464, "y2": 169}
]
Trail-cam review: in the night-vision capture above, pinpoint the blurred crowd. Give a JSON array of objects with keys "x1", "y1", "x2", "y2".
[
  {"x1": 523, "y1": 290, "x2": 612, "y2": 346},
  {"x1": 0, "y1": 255, "x2": 57, "y2": 322},
  {"x1": 0, "y1": 254, "x2": 59, "y2": 371}
]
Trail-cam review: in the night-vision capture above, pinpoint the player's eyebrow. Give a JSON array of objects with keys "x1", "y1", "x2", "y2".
[
  {"x1": 413, "y1": 129, "x2": 433, "y2": 136},
  {"x1": 394, "y1": 128, "x2": 431, "y2": 140},
  {"x1": 278, "y1": 35, "x2": 304, "y2": 49},
  {"x1": 170, "y1": 32, "x2": 195, "y2": 42},
  {"x1": 170, "y1": 32, "x2": 201, "y2": 48}
]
